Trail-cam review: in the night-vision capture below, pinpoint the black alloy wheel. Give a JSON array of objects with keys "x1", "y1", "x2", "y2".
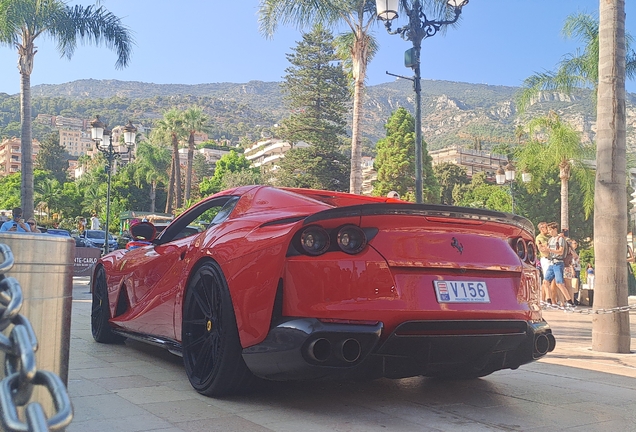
[
  {"x1": 182, "y1": 261, "x2": 255, "y2": 396},
  {"x1": 91, "y1": 266, "x2": 125, "y2": 343}
]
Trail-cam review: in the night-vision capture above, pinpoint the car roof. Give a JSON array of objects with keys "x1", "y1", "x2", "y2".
[{"x1": 46, "y1": 229, "x2": 71, "y2": 236}]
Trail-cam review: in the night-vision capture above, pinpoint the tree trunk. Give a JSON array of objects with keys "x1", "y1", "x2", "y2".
[
  {"x1": 172, "y1": 133, "x2": 182, "y2": 209},
  {"x1": 18, "y1": 43, "x2": 35, "y2": 219},
  {"x1": 150, "y1": 180, "x2": 156, "y2": 213},
  {"x1": 185, "y1": 132, "x2": 194, "y2": 202},
  {"x1": 592, "y1": 0, "x2": 630, "y2": 353},
  {"x1": 349, "y1": 33, "x2": 368, "y2": 195},
  {"x1": 559, "y1": 161, "x2": 570, "y2": 231},
  {"x1": 165, "y1": 154, "x2": 175, "y2": 214}
]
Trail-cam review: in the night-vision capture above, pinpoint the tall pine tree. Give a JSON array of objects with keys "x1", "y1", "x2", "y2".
[
  {"x1": 373, "y1": 108, "x2": 439, "y2": 202},
  {"x1": 35, "y1": 132, "x2": 70, "y2": 184},
  {"x1": 274, "y1": 24, "x2": 350, "y2": 191}
]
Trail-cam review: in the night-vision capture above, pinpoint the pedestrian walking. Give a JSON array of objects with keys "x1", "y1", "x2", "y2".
[
  {"x1": 586, "y1": 263, "x2": 594, "y2": 290},
  {"x1": 543, "y1": 222, "x2": 575, "y2": 307}
]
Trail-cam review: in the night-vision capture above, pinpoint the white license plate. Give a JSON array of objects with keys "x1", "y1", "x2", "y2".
[{"x1": 434, "y1": 280, "x2": 490, "y2": 303}]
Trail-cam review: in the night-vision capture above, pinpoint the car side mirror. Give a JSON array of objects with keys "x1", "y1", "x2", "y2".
[{"x1": 130, "y1": 221, "x2": 157, "y2": 242}]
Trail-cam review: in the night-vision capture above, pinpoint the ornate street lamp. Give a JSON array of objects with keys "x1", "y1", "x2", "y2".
[
  {"x1": 496, "y1": 162, "x2": 530, "y2": 214},
  {"x1": 90, "y1": 116, "x2": 137, "y2": 255},
  {"x1": 376, "y1": 0, "x2": 468, "y2": 203}
]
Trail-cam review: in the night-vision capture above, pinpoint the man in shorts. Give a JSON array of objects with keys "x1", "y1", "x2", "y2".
[
  {"x1": 543, "y1": 222, "x2": 575, "y2": 307},
  {"x1": 535, "y1": 222, "x2": 552, "y2": 302}
]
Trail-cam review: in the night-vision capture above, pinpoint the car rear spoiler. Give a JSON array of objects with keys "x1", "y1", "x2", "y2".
[{"x1": 302, "y1": 203, "x2": 534, "y2": 236}]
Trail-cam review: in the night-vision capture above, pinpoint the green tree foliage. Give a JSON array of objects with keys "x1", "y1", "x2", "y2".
[
  {"x1": 183, "y1": 107, "x2": 208, "y2": 202},
  {"x1": 259, "y1": 0, "x2": 378, "y2": 194},
  {"x1": 275, "y1": 146, "x2": 349, "y2": 190},
  {"x1": 517, "y1": 112, "x2": 595, "y2": 230},
  {"x1": 193, "y1": 153, "x2": 213, "y2": 182},
  {"x1": 373, "y1": 108, "x2": 416, "y2": 200},
  {"x1": 199, "y1": 150, "x2": 253, "y2": 196},
  {"x1": 273, "y1": 25, "x2": 351, "y2": 190},
  {"x1": 0, "y1": 172, "x2": 24, "y2": 210},
  {"x1": 221, "y1": 169, "x2": 261, "y2": 190},
  {"x1": 153, "y1": 109, "x2": 186, "y2": 212},
  {"x1": 35, "y1": 132, "x2": 69, "y2": 184},
  {"x1": 34, "y1": 177, "x2": 62, "y2": 217},
  {"x1": 453, "y1": 172, "x2": 511, "y2": 211},
  {"x1": 373, "y1": 108, "x2": 439, "y2": 202},
  {"x1": 433, "y1": 162, "x2": 469, "y2": 205},
  {"x1": 132, "y1": 141, "x2": 170, "y2": 213}
]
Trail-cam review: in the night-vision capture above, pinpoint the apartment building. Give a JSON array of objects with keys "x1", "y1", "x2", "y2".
[
  {"x1": 429, "y1": 145, "x2": 509, "y2": 180},
  {"x1": 0, "y1": 137, "x2": 40, "y2": 176},
  {"x1": 59, "y1": 129, "x2": 94, "y2": 157},
  {"x1": 244, "y1": 139, "x2": 310, "y2": 170},
  {"x1": 178, "y1": 147, "x2": 231, "y2": 167}
]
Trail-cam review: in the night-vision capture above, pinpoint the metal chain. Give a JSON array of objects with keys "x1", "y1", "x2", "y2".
[
  {"x1": 0, "y1": 244, "x2": 73, "y2": 431},
  {"x1": 541, "y1": 300, "x2": 636, "y2": 315}
]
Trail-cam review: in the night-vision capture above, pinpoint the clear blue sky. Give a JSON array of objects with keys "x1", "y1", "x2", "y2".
[{"x1": 0, "y1": 0, "x2": 635, "y2": 95}]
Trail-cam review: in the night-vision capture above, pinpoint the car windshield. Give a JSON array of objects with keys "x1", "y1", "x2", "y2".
[{"x1": 86, "y1": 230, "x2": 114, "y2": 241}]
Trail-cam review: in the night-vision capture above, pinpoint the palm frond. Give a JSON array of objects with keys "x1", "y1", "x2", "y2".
[{"x1": 51, "y1": 4, "x2": 134, "y2": 69}]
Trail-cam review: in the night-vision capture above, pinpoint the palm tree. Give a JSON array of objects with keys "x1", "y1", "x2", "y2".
[
  {"x1": 133, "y1": 141, "x2": 170, "y2": 213},
  {"x1": 82, "y1": 186, "x2": 102, "y2": 216},
  {"x1": 517, "y1": 12, "x2": 636, "y2": 112},
  {"x1": 154, "y1": 109, "x2": 186, "y2": 213},
  {"x1": 259, "y1": 0, "x2": 378, "y2": 195},
  {"x1": 0, "y1": 0, "x2": 133, "y2": 219},
  {"x1": 517, "y1": 112, "x2": 595, "y2": 231},
  {"x1": 182, "y1": 107, "x2": 208, "y2": 202},
  {"x1": 592, "y1": 0, "x2": 630, "y2": 353},
  {"x1": 34, "y1": 177, "x2": 61, "y2": 218}
]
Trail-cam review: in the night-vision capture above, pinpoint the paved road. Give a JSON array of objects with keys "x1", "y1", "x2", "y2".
[{"x1": 67, "y1": 278, "x2": 636, "y2": 431}]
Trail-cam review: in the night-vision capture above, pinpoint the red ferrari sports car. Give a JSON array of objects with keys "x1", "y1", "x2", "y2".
[{"x1": 91, "y1": 186, "x2": 555, "y2": 396}]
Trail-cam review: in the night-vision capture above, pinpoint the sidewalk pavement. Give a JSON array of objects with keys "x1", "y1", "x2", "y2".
[{"x1": 65, "y1": 278, "x2": 636, "y2": 431}]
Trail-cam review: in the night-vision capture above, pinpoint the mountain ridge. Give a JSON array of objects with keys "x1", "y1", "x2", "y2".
[{"x1": 1, "y1": 78, "x2": 632, "y2": 152}]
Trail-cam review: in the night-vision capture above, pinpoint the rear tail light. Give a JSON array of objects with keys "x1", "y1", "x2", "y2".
[
  {"x1": 526, "y1": 240, "x2": 536, "y2": 263},
  {"x1": 514, "y1": 238, "x2": 526, "y2": 261},
  {"x1": 292, "y1": 225, "x2": 372, "y2": 256},
  {"x1": 336, "y1": 225, "x2": 367, "y2": 254},
  {"x1": 299, "y1": 226, "x2": 330, "y2": 256}
]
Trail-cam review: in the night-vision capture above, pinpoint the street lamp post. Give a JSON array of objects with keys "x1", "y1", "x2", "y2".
[
  {"x1": 90, "y1": 116, "x2": 137, "y2": 255},
  {"x1": 496, "y1": 162, "x2": 531, "y2": 214},
  {"x1": 376, "y1": 0, "x2": 468, "y2": 203}
]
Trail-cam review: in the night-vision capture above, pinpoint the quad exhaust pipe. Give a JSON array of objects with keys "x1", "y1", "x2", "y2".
[
  {"x1": 307, "y1": 337, "x2": 362, "y2": 364},
  {"x1": 534, "y1": 333, "x2": 556, "y2": 357}
]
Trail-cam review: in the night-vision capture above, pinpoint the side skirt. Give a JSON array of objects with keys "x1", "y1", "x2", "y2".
[{"x1": 113, "y1": 329, "x2": 183, "y2": 357}]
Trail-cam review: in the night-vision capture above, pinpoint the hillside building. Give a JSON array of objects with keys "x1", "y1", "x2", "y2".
[
  {"x1": 361, "y1": 156, "x2": 376, "y2": 195},
  {"x1": 178, "y1": 147, "x2": 232, "y2": 168},
  {"x1": 429, "y1": 146, "x2": 509, "y2": 180},
  {"x1": 59, "y1": 129, "x2": 94, "y2": 157},
  {"x1": 244, "y1": 138, "x2": 310, "y2": 171},
  {"x1": 0, "y1": 137, "x2": 40, "y2": 177}
]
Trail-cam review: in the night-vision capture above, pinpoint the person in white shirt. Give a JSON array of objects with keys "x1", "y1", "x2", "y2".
[{"x1": 91, "y1": 213, "x2": 101, "y2": 230}]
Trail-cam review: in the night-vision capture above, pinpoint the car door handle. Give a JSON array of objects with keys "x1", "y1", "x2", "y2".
[{"x1": 180, "y1": 250, "x2": 186, "y2": 260}]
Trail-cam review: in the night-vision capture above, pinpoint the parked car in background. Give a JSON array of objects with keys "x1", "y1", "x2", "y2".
[
  {"x1": 74, "y1": 236, "x2": 100, "y2": 248},
  {"x1": 80, "y1": 230, "x2": 118, "y2": 252},
  {"x1": 91, "y1": 186, "x2": 554, "y2": 397},
  {"x1": 45, "y1": 228, "x2": 72, "y2": 237}
]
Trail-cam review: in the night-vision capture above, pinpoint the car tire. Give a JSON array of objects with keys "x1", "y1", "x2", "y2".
[
  {"x1": 182, "y1": 261, "x2": 255, "y2": 396},
  {"x1": 91, "y1": 266, "x2": 126, "y2": 343}
]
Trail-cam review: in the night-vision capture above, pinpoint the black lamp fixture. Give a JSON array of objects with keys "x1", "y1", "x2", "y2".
[
  {"x1": 376, "y1": 0, "x2": 468, "y2": 203},
  {"x1": 90, "y1": 115, "x2": 137, "y2": 255},
  {"x1": 496, "y1": 161, "x2": 531, "y2": 214}
]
